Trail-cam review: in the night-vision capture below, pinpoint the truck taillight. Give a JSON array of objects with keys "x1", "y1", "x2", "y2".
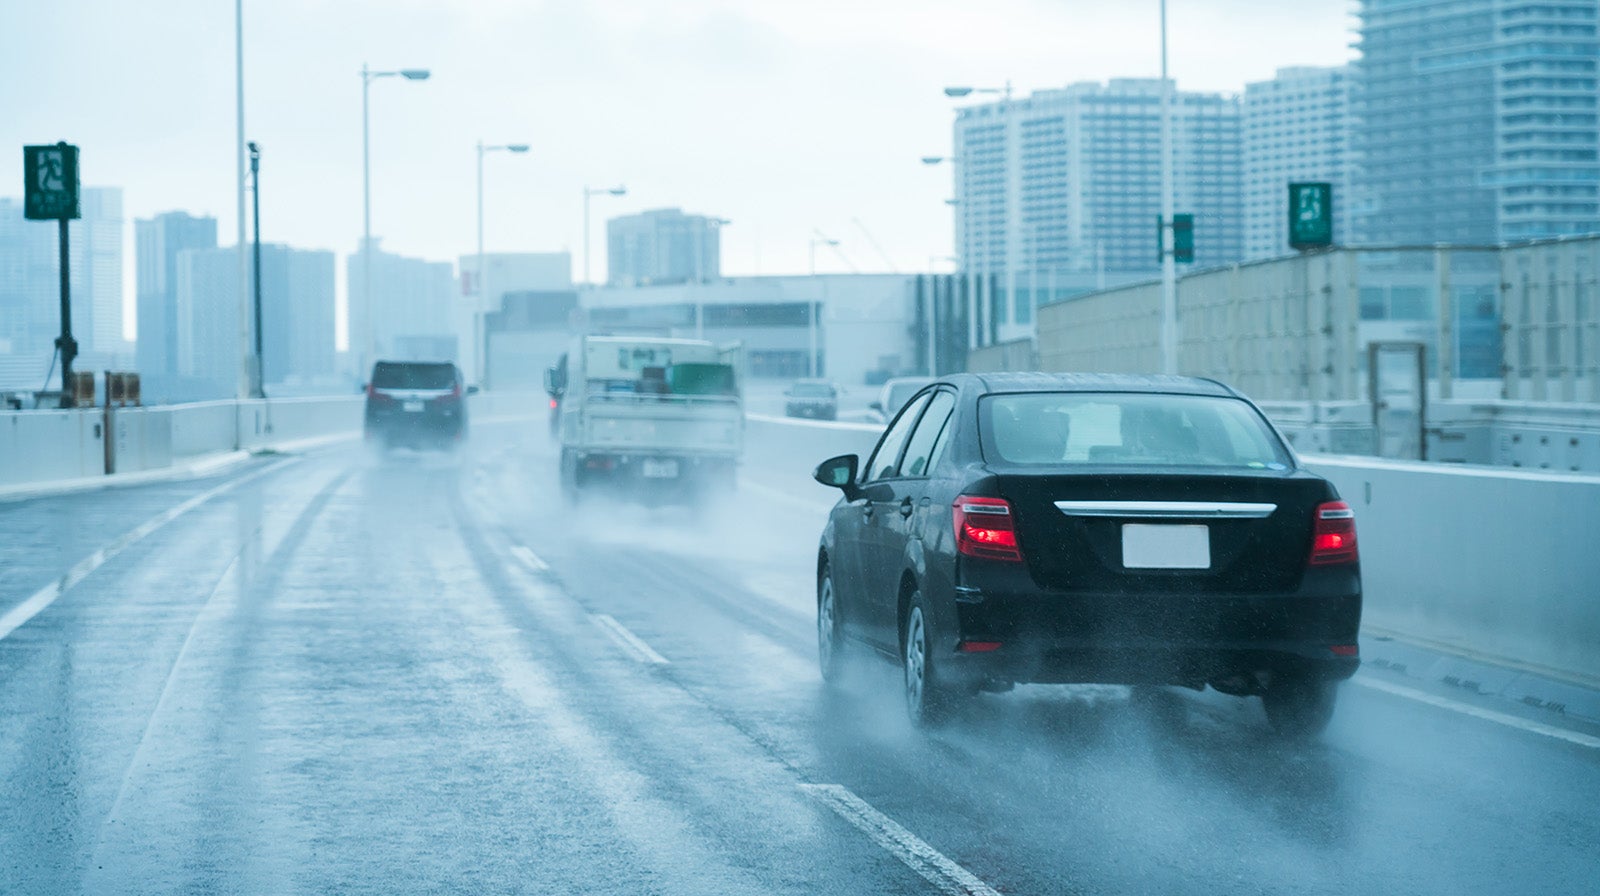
[
  {"x1": 1309, "y1": 501, "x2": 1358, "y2": 566},
  {"x1": 953, "y1": 495, "x2": 1022, "y2": 562}
]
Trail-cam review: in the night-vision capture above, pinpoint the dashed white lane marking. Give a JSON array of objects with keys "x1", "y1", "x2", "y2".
[
  {"x1": 591, "y1": 613, "x2": 669, "y2": 665},
  {"x1": 510, "y1": 545, "x2": 549, "y2": 572},
  {"x1": 799, "y1": 784, "x2": 1002, "y2": 896},
  {"x1": 1355, "y1": 677, "x2": 1600, "y2": 751},
  {"x1": 0, "y1": 459, "x2": 296, "y2": 643}
]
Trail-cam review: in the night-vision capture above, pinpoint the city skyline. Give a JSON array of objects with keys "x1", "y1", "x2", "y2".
[{"x1": 1, "y1": 0, "x2": 1357, "y2": 346}]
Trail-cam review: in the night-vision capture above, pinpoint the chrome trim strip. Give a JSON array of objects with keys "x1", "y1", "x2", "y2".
[{"x1": 1053, "y1": 500, "x2": 1277, "y2": 519}]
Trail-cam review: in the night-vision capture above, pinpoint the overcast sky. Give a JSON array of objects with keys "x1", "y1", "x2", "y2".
[{"x1": 2, "y1": 0, "x2": 1357, "y2": 345}]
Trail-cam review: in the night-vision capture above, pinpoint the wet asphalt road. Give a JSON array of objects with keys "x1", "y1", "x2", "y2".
[{"x1": 2, "y1": 419, "x2": 1598, "y2": 895}]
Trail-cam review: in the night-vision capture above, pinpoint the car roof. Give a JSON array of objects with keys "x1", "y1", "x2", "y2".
[{"x1": 960, "y1": 371, "x2": 1241, "y2": 398}]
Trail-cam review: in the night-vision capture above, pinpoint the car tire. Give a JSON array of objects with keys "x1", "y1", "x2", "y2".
[
  {"x1": 1262, "y1": 675, "x2": 1338, "y2": 739},
  {"x1": 903, "y1": 591, "x2": 954, "y2": 727},
  {"x1": 559, "y1": 449, "x2": 580, "y2": 504},
  {"x1": 817, "y1": 562, "x2": 846, "y2": 686}
]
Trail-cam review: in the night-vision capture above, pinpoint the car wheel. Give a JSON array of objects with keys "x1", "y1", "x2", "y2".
[
  {"x1": 903, "y1": 592, "x2": 953, "y2": 726},
  {"x1": 1262, "y1": 675, "x2": 1338, "y2": 739},
  {"x1": 817, "y1": 563, "x2": 846, "y2": 685},
  {"x1": 559, "y1": 449, "x2": 580, "y2": 504}
]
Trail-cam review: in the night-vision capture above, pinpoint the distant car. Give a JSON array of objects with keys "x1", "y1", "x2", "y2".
[
  {"x1": 784, "y1": 379, "x2": 839, "y2": 420},
  {"x1": 364, "y1": 360, "x2": 476, "y2": 449},
  {"x1": 870, "y1": 376, "x2": 935, "y2": 423},
  {"x1": 812, "y1": 372, "x2": 1361, "y2": 737}
]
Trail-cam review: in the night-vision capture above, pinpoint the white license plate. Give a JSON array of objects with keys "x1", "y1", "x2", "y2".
[
  {"x1": 641, "y1": 458, "x2": 679, "y2": 479},
  {"x1": 402, "y1": 400, "x2": 424, "y2": 413},
  {"x1": 1121, "y1": 524, "x2": 1210, "y2": 569}
]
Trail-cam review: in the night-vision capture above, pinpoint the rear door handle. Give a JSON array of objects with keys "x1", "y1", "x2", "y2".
[
  {"x1": 899, "y1": 498, "x2": 914, "y2": 518},
  {"x1": 861, "y1": 503, "x2": 875, "y2": 519}
]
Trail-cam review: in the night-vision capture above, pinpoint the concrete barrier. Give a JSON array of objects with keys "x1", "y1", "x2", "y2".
[{"x1": 745, "y1": 414, "x2": 1600, "y2": 685}]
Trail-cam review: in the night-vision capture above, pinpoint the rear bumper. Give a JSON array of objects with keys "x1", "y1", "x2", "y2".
[{"x1": 941, "y1": 584, "x2": 1361, "y2": 690}]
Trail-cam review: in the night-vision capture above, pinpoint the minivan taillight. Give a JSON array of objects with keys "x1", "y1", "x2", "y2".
[
  {"x1": 953, "y1": 495, "x2": 1023, "y2": 562},
  {"x1": 1309, "y1": 500, "x2": 1358, "y2": 566}
]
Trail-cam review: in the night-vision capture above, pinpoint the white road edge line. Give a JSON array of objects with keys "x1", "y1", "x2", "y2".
[
  {"x1": 590, "y1": 614, "x2": 669, "y2": 665},
  {"x1": 1355, "y1": 677, "x2": 1600, "y2": 751},
  {"x1": 0, "y1": 458, "x2": 297, "y2": 643},
  {"x1": 510, "y1": 545, "x2": 549, "y2": 572},
  {"x1": 799, "y1": 784, "x2": 1002, "y2": 896}
]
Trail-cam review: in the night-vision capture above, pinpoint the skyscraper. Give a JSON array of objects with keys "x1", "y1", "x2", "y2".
[
  {"x1": 1243, "y1": 66, "x2": 1355, "y2": 259},
  {"x1": 950, "y1": 79, "x2": 1244, "y2": 340},
  {"x1": 176, "y1": 244, "x2": 336, "y2": 392},
  {"x1": 1355, "y1": 0, "x2": 1600, "y2": 244},
  {"x1": 135, "y1": 211, "x2": 218, "y2": 378},
  {"x1": 606, "y1": 209, "x2": 723, "y2": 287},
  {"x1": 0, "y1": 187, "x2": 126, "y2": 388}
]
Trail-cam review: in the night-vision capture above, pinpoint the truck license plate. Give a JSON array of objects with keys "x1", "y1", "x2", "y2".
[
  {"x1": 1121, "y1": 524, "x2": 1210, "y2": 569},
  {"x1": 641, "y1": 458, "x2": 679, "y2": 479},
  {"x1": 402, "y1": 400, "x2": 424, "y2": 412}
]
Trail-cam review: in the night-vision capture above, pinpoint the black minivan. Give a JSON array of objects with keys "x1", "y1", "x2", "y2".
[{"x1": 364, "y1": 361, "x2": 476, "y2": 449}]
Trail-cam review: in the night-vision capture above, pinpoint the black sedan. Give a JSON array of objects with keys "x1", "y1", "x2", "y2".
[{"x1": 811, "y1": 372, "x2": 1361, "y2": 737}]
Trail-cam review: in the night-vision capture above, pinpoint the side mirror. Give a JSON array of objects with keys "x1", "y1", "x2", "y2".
[
  {"x1": 359, "y1": 382, "x2": 368, "y2": 393},
  {"x1": 812, "y1": 454, "x2": 859, "y2": 497},
  {"x1": 783, "y1": 387, "x2": 794, "y2": 396},
  {"x1": 542, "y1": 367, "x2": 560, "y2": 397},
  {"x1": 868, "y1": 400, "x2": 883, "y2": 414},
  {"x1": 467, "y1": 384, "x2": 480, "y2": 396}
]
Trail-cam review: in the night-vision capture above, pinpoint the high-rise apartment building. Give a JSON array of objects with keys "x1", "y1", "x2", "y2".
[
  {"x1": 135, "y1": 211, "x2": 218, "y2": 378},
  {"x1": 1355, "y1": 0, "x2": 1600, "y2": 244},
  {"x1": 177, "y1": 244, "x2": 336, "y2": 392},
  {"x1": 606, "y1": 209, "x2": 723, "y2": 287},
  {"x1": 1243, "y1": 66, "x2": 1355, "y2": 259},
  {"x1": 346, "y1": 243, "x2": 455, "y2": 371},
  {"x1": 0, "y1": 187, "x2": 125, "y2": 375},
  {"x1": 950, "y1": 79, "x2": 1243, "y2": 340}
]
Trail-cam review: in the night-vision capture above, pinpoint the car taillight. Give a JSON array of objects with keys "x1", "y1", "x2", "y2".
[
  {"x1": 366, "y1": 385, "x2": 394, "y2": 404},
  {"x1": 549, "y1": 398, "x2": 559, "y2": 409},
  {"x1": 1309, "y1": 500, "x2": 1358, "y2": 566},
  {"x1": 953, "y1": 495, "x2": 1023, "y2": 562}
]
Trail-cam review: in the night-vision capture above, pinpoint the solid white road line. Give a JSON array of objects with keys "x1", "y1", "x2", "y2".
[
  {"x1": 510, "y1": 545, "x2": 549, "y2": 572},
  {"x1": 0, "y1": 459, "x2": 296, "y2": 644},
  {"x1": 591, "y1": 614, "x2": 669, "y2": 665},
  {"x1": 799, "y1": 783, "x2": 1002, "y2": 896},
  {"x1": 1355, "y1": 677, "x2": 1600, "y2": 751}
]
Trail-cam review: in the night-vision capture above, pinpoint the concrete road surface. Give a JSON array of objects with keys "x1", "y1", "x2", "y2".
[{"x1": 2, "y1": 419, "x2": 1597, "y2": 895}]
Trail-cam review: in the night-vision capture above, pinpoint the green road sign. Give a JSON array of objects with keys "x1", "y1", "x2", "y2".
[
  {"x1": 24, "y1": 143, "x2": 81, "y2": 221},
  {"x1": 1289, "y1": 181, "x2": 1332, "y2": 250},
  {"x1": 1172, "y1": 213, "x2": 1195, "y2": 263}
]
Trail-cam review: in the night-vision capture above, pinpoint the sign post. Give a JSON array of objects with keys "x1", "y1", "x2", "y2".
[
  {"x1": 1289, "y1": 182, "x2": 1334, "y2": 251},
  {"x1": 24, "y1": 142, "x2": 82, "y2": 408}
]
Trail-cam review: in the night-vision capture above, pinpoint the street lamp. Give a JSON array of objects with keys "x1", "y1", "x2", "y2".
[
  {"x1": 475, "y1": 141, "x2": 530, "y2": 385},
  {"x1": 1157, "y1": 0, "x2": 1178, "y2": 374},
  {"x1": 248, "y1": 141, "x2": 264, "y2": 399},
  {"x1": 359, "y1": 63, "x2": 430, "y2": 376},
  {"x1": 807, "y1": 232, "x2": 840, "y2": 378},
  {"x1": 582, "y1": 185, "x2": 627, "y2": 287},
  {"x1": 693, "y1": 217, "x2": 731, "y2": 338},
  {"x1": 941, "y1": 82, "x2": 1018, "y2": 348}
]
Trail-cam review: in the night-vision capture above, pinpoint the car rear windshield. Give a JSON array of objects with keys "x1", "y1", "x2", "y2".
[
  {"x1": 791, "y1": 381, "x2": 834, "y2": 397},
  {"x1": 979, "y1": 392, "x2": 1292, "y2": 469},
  {"x1": 371, "y1": 362, "x2": 456, "y2": 390}
]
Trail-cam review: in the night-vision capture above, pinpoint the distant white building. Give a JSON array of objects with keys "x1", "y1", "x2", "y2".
[
  {"x1": 606, "y1": 209, "x2": 724, "y2": 287},
  {"x1": 456, "y1": 251, "x2": 572, "y2": 382},
  {"x1": 950, "y1": 80, "x2": 1243, "y2": 344},
  {"x1": 1243, "y1": 66, "x2": 1355, "y2": 260},
  {"x1": 346, "y1": 242, "x2": 454, "y2": 374}
]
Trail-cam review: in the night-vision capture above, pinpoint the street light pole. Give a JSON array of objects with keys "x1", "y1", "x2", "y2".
[
  {"x1": 235, "y1": 0, "x2": 250, "y2": 401},
  {"x1": 808, "y1": 232, "x2": 839, "y2": 378},
  {"x1": 583, "y1": 185, "x2": 627, "y2": 287},
  {"x1": 1159, "y1": 0, "x2": 1178, "y2": 374},
  {"x1": 475, "y1": 141, "x2": 529, "y2": 386},
  {"x1": 359, "y1": 64, "x2": 430, "y2": 377},
  {"x1": 249, "y1": 141, "x2": 264, "y2": 398}
]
